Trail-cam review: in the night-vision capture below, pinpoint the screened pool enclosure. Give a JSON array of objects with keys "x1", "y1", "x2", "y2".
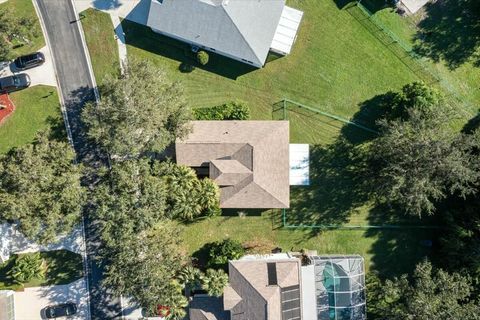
[{"x1": 312, "y1": 255, "x2": 366, "y2": 320}]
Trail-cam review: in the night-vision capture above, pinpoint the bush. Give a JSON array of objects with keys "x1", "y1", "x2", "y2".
[
  {"x1": 8, "y1": 252, "x2": 44, "y2": 284},
  {"x1": 197, "y1": 50, "x2": 209, "y2": 65},
  {"x1": 193, "y1": 101, "x2": 250, "y2": 120},
  {"x1": 207, "y1": 239, "x2": 245, "y2": 269}
]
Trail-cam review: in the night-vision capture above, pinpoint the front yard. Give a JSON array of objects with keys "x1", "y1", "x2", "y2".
[
  {"x1": 0, "y1": 250, "x2": 84, "y2": 290},
  {"x1": 0, "y1": 85, "x2": 62, "y2": 154}
]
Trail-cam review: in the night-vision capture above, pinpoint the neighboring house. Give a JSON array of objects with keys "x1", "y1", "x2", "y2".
[
  {"x1": 189, "y1": 253, "x2": 366, "y2": 320},
  {"x1": 0, "y1": 290, "x2": 15, "y2": 320},
  {"x1": 175, "y1": 121, "x2": 290, "y2": 209},
  {"x1": 146, "y1": 0, "x2": 304, "y2": 68}
]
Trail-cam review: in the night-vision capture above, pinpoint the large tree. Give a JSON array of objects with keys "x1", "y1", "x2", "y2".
[
  {"x1": 0, "y1": 8, "x2": 38, "y2": 60},
  {"x1": 367, "y1": 260, "x2": 480, "y2": 320},
  {"x1": 102, "y1": 221, "x2": 188, "y2": 318},
  {"x1": 369, "y1": 86, "x2": 479, "y2": 217},
  {"x1": 81, "y1": 58, "x2": 191, "y2": 157},
  {"x1": 0, "y1": 132, "x2": 85, "y2": 244},
  {"x1": 92, "y1": 159, "x2": 168, "y2": 248}
]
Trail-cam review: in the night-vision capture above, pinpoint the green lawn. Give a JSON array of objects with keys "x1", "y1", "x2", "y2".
[
  {"x1": 82, "y1": 0, "x2": 456, "y2": 277},
  {"x1": 0, "y1": 250, "x2": 84, "y2": 290},
  {"x1": 182, "y1": 212, "x2": 434, "y2": 278},
  {"x1": 0, "y1": 85, "x2": 62, "y2": 154},
  {"x1": 0, "y1": 0, "x2": 45, "y2": 57},
  {"x1": 81, "y1": 8, "x2": 121, "y2": 85}
]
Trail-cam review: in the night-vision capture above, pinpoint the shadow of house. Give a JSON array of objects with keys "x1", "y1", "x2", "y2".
[
  {"x1": 414, "y1": 0, "x2": 480, "y2": 69},
  {"x1": 121, "y1": 19, "x2": 257, "y2": 80},
  {"x1": 285, "y1": 139, "x2": 372, "y2": 232}
]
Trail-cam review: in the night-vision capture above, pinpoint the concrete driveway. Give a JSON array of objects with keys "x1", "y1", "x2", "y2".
[
  {"x1": 0, "y1": 46, "x2": 57, "y2": 87},
  {"x1": 74, "y1": 0, "x2": 150, "y2": 25},
  {"x1": 14, "y1": 279, "x2": 89, "y2": 320}
]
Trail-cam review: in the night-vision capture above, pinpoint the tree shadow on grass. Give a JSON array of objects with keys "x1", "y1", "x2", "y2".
[
  {"x1": 121, "y1": 20, "x2": 257, "y2": 80},
  {"x1": 414, "y1": 0, "x2": 480, "y2": 69},
  {"x1": 462, "y1": 110, "x2": 480, "y2": 134},
  {"x1": 285, "y1": 138, "x2": 372, "y2": 234}
]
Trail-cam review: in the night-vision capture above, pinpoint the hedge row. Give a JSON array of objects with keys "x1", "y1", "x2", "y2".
[{"x1": 193, "y1": 101, "x2": 250, "y2": 120}]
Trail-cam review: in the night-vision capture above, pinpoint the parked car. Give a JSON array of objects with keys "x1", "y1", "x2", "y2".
[
  {"x1": 44, "y1": 302, "x2": 77, "y2": 318},
  {"x1": 0, "y1": 74, "x2": 31, "y2": 93},
  {"x1": 14, "y1": 52, "x2": 45, "y2": 70}
]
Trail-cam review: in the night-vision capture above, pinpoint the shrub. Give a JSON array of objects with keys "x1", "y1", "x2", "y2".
[
  {"x1": 8, "y1": 252, "x2": 44, "y2": 284},
  {"x1": 193, "y1": 101, "x2": 250, "y2": 120},
  {"x1": 207, "y1": 239, "x2": 245, "y2": 269},
  {"x1": 197, "y1": 50, "x2": 209, "y2": 65}
]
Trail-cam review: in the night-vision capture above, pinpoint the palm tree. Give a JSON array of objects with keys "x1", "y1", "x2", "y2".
[
  {"x1": 200, "y1": 269, "x2": 229, "y2": 297},
  {"x1": 8, "y1": 252, "x2": 45, "y2": 284}
]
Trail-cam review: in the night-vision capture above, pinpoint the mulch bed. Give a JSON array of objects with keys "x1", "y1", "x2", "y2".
[{"x1": 0, "y1": 93, "x2": 15, "y2": 124}]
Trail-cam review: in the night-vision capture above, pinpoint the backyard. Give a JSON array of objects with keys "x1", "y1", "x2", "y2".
[
  {"x1": 0, "y1": 250, "x2": 84, "y2": 290},
  {"x1": 79, "y1": 0, "x2": 478, "y2": 277}
]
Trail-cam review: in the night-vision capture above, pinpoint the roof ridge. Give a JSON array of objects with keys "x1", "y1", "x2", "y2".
[
  {"x1": 251, "y1": 182, "x2": 289, "y2": 207},
  {"x1": 229, "y1": 261, "x2": 269, "y2": 304},
  {"x1": 221, "y1": 4, "x2": 264, "y2": 65}
]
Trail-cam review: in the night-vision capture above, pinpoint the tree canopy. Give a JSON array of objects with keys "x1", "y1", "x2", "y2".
[
  {"x1": 102, "y1": 221, "x2": 188, "y2": 317},
  {"x1": 0, "y1": 132, "x2": 85, "y2": 244},
  {"x1": 0, "y1": 8, "x2": 38, "y2": 60},
  {"x1": 81, "y1": 58, "x2": 191, "y2": 157},
  {"x1": 92, "y1": 159, "x2": 168, "y2": 248},
  {"x1": 368, "y1": 83, "x2": 479, "y2": 216},
  {"x1": 367, "y1": 260, "x2": 480, "y2": 320}
]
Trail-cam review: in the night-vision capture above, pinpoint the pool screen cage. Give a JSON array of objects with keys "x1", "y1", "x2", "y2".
[{"x1": 312, "y1": 255, "x2": 366, "y2": 320}]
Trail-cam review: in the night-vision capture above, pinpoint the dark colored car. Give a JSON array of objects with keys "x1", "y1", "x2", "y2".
[
  {"x1": 14, "y1": 52, "x2": 45, "y2": 70},
  {"x1": 44, "y1": 302, "x2": 77, "y2": 318},
  {"x1": 0, "y1": 74, "x2": 31, "y2": 93}
]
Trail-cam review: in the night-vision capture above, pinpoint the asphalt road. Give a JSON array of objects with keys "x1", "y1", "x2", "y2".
[{"x1": 35, "y1": 1, "x2": 122, "y2": 319}]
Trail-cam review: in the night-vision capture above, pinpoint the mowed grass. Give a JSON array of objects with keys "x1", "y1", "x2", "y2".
[
  {"x1": 0, "y1": 0, "x2": 45, "y2": 57},
  {"x1": 182, "y1": 212, "x2": 434, "y2": 278},
  {"x1": 123, "y1": 0, "x2": 417, "y2": 142},
  {"x1": 81, "y1": 8, "x2": 120, "y2": 85},
  {"x1": 0, "y1": 86, "x2": 62, "y2": 154},
  {"x1": 0, "y1": 250, "x2": 84, "y2": 290},
  {"x1": 83, "y1": 0, "x2": 441, "y2": 276}
]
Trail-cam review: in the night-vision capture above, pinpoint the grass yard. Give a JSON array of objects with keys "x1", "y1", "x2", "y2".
[
  {"x1": 81, "y1": 0, "x2": 463, "y2": 277},
  {"x1": 0, "y1": 0, "x2": 45, "y2": 57},
  {"x1": 0, "y1": 250, "x2": 84, "y2": 290},
  {"x1": 81, "y1": 8, "x2": 120, "y2": 85},
  {"x1": 182, "y1": 212, "x2": 434, "y2": 278},
  {"x1": 0, "y1": 85, "x2": 63, "y2": 154}
]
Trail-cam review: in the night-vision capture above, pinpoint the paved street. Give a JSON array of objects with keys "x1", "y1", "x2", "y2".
[{"x1": 35, "y1": 0, "x2": 122, "y2": 319}]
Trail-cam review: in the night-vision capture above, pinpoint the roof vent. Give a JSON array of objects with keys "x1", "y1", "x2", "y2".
[{"x1": 223, "y1": 0, "x2": 229, "y2": 5}]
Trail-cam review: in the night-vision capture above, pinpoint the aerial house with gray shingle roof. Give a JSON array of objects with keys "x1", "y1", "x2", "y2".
[
  {"x1": 175, "y1": 121, "x2": 290, "y2": 209},
  {"x1": 146, "y1": 0, "x2": 304, "y2": 68}
]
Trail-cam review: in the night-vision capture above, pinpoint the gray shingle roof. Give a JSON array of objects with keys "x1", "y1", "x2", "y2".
[
  {"x1": 175, "y1": 121, "x2": 290, "y2": 209},
  {"x1": 147, "y1": 0, "x2": 286, "y2": 66}
]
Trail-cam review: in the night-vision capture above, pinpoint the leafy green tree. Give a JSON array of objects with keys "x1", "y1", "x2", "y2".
[
  {"x1": 0, "y1": 132, "x2": 85, "y2": 244},
  {"x1": 103, "y1": 221, "x2": 187, "y2": 315},
  {"x1": 82, "y1": 58, "x2": 191, "y2": 157},
  {"x1": 369, "y1": 108, "x2": 479, "y2": 216},
  {"x1": 201, "y1": 269, "x2": 229, "y2": 297},
  {"x1": 153, "y1": 161, "x2": 220, "y2": 221},
  {"x1": 385, "y1": 82, "x2": 443, "y2": 121},
  {"x1": 0, "y1": 8, "x2": 38, "y2": 60},
  {"x1": 8, "y1": 252, "x2": 44, "y2": 284},
  {"x1": 197, "y1": 50, "x2": 209, "y2": 65},
  {"x1": 367, "y1": 260, "x2": 480, "y2": 320},
  {"x1": 207, "y1": 239, "x2": 245, "y2": 269},
  {"x1": 178, "y1": 265, "x2": 202, "y2": 290},
  {"x1": 92, "y1": 159, "x2": 167, "y2": 248}
]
